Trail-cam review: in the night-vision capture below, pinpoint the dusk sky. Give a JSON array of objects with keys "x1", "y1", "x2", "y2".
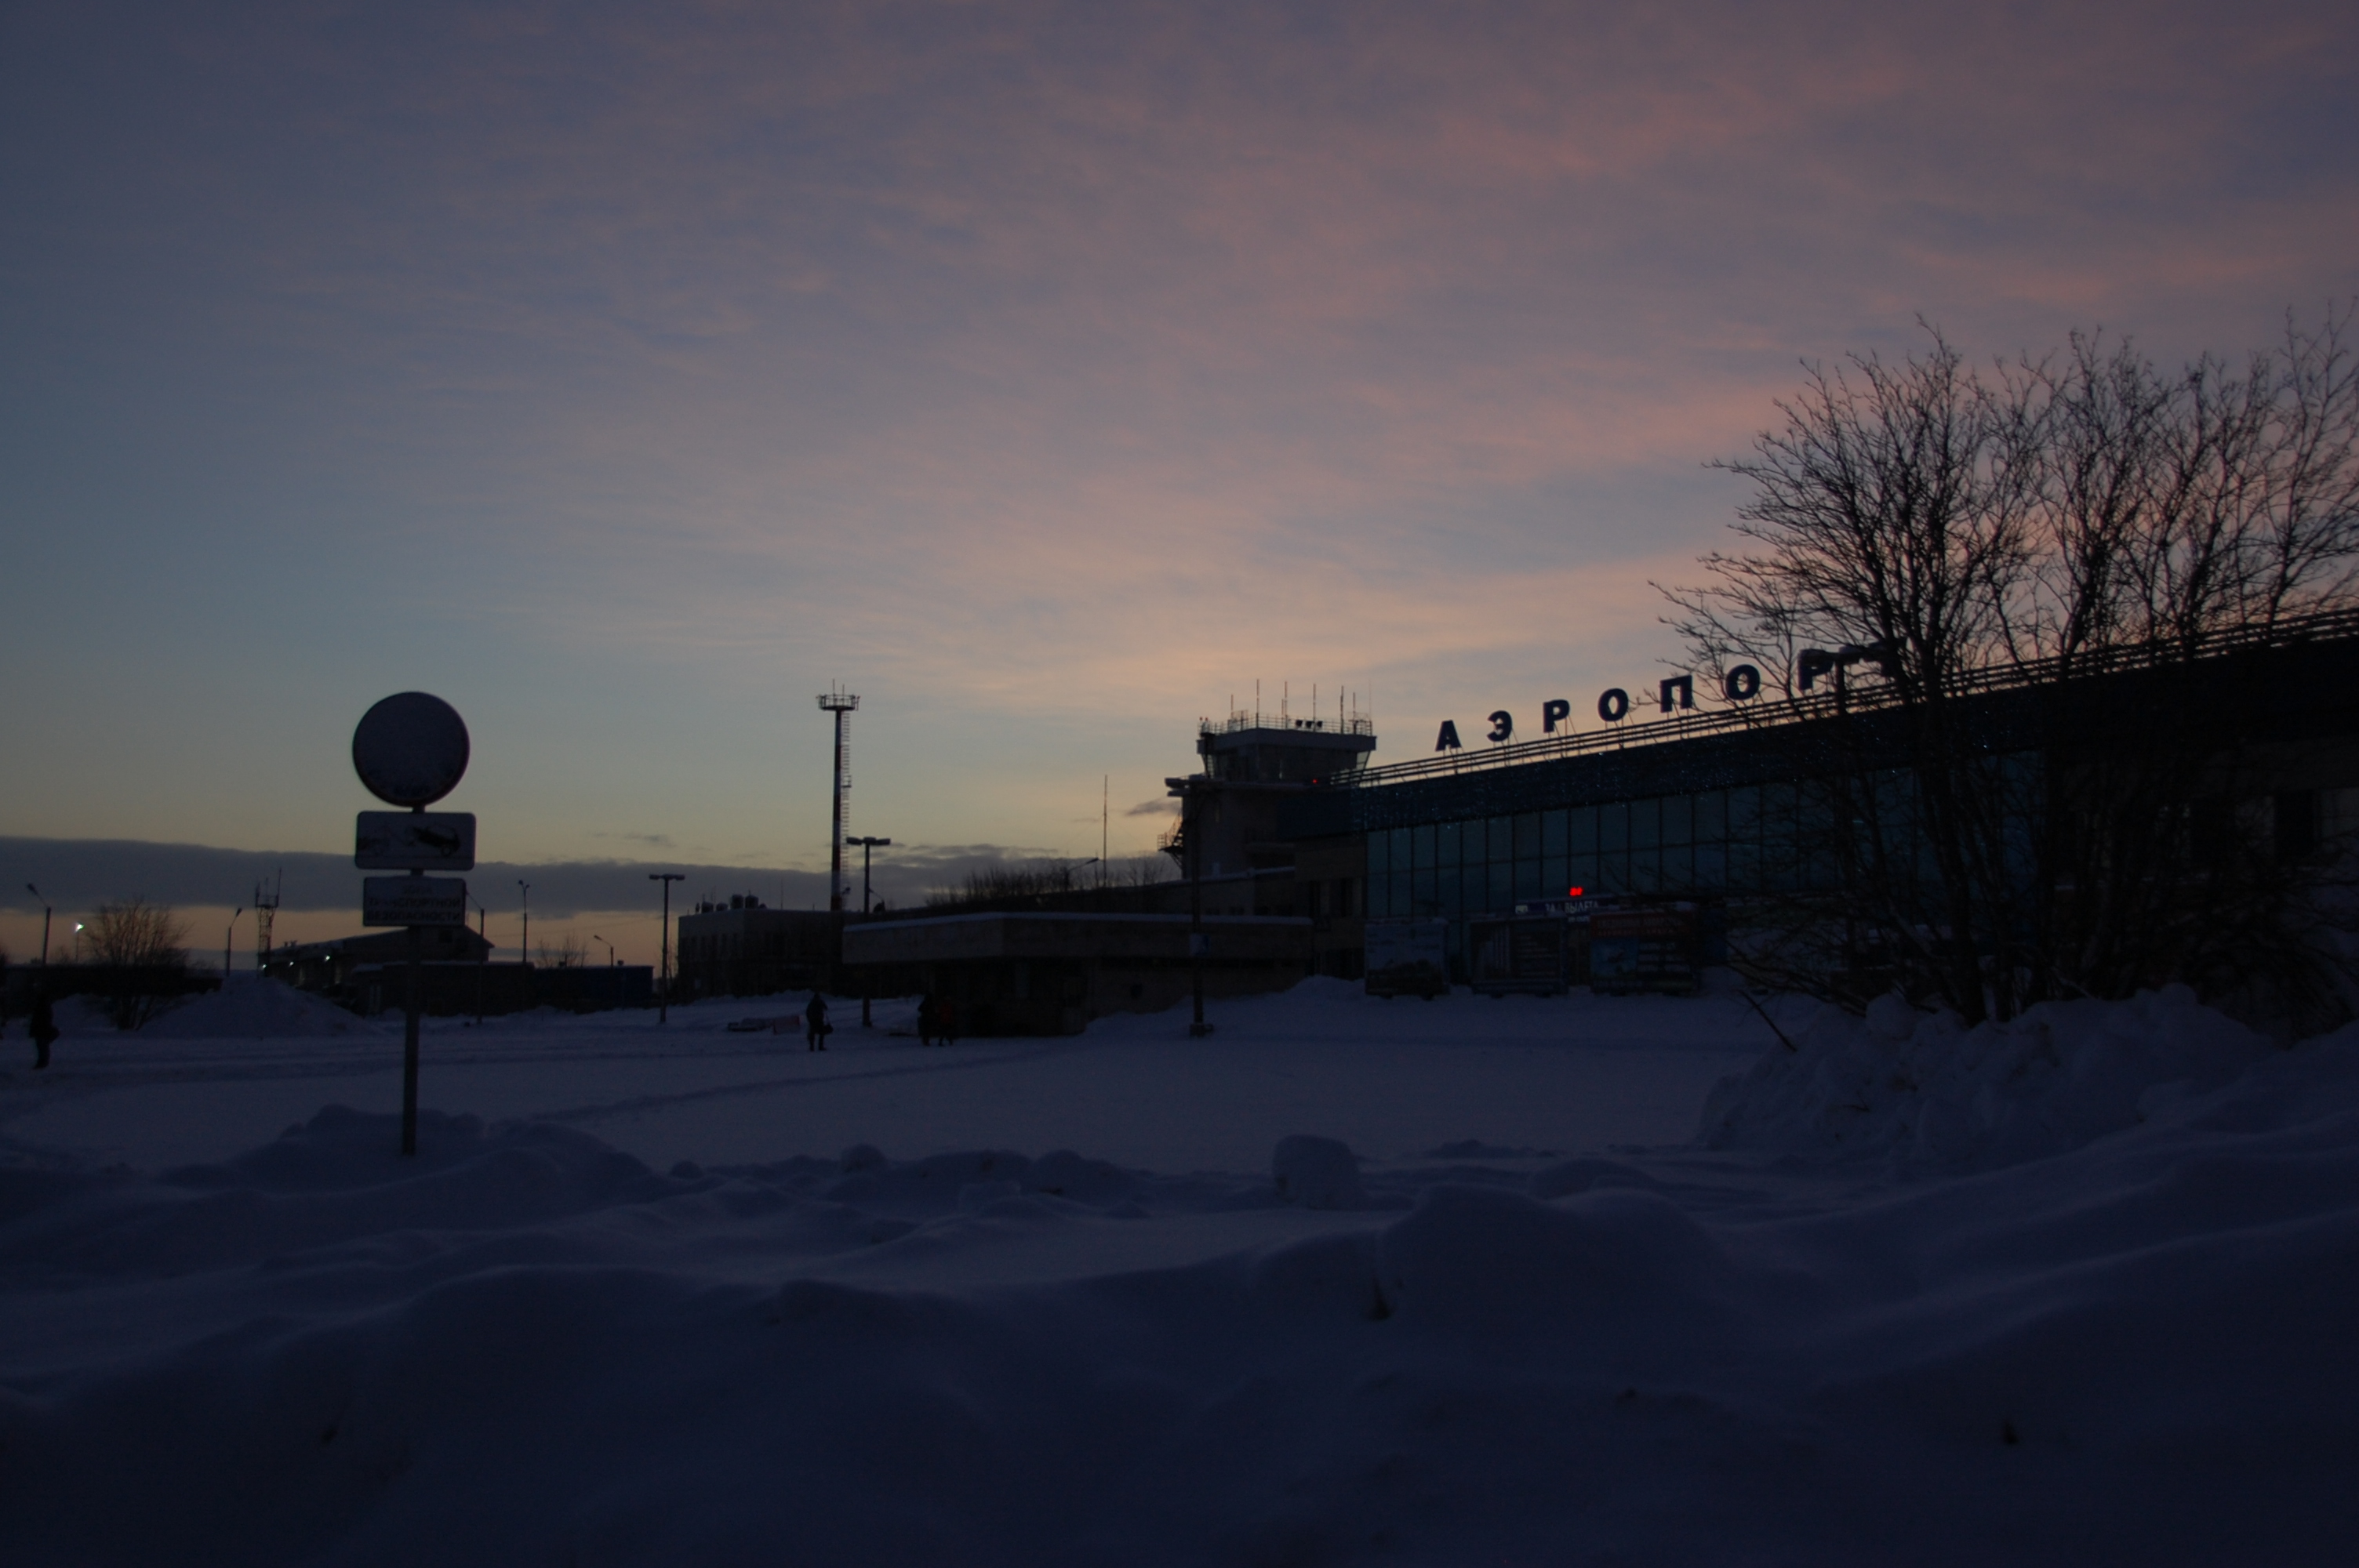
[{"x1": 5, "y1": 0, "x2": 2355, "y2": 961}]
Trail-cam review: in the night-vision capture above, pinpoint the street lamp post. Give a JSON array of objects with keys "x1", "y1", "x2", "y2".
[
  {"x1": 224, "y1": 906, "x2": 243, "y2": 979},
  {"x1": 846, "y1": 837, "x2": 891, "y2": 1025},
  {"x1": 470, "y1": 896, "x2": 489, "y2": 1024},
  {"x1": 25, "y1": 885, "x2": 49, "y2": 966},
  {"x1": 1172, "y1": 779, "x2": 1213, "y2": 1036},
  {"x1": 517, "y1": 880, "x2": 530, "y2": 966},
  {"x1": 649, "y1": 873, "x2": 684, "y2": 1023},
  {"x1": 592, "y1": 933, "x2": 616, "y2": 967}
]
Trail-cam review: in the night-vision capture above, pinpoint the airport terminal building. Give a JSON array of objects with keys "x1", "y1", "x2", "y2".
[
  {"x1": 1273, "y1": 610, "x2": 2359, "y2": 983},
  {"x1": 798, "y1": 610, "x2": 2359, "y2": 1024}
]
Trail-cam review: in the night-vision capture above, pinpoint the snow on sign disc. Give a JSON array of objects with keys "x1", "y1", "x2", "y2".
[{"x1": 351, "y1": 692, "x2": 471, "y2": 808}]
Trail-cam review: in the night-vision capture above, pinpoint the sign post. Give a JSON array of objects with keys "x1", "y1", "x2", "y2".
[{"x1": 351, "y1": 692, "x2": 474, "y2": 1156}]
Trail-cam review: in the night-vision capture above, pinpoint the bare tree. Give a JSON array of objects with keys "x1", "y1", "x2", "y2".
[
  {"x1": 1663, "y1": 311, "x2": 2359, "y2": 1024},
  {"x1": 924, "y1": 855, "x2": 1174, "y2": 908},
  {"x1": 85, "y1": 897, "x2": 191, "y2": 1029},
  {"x1": 1110, "y1": 854, "x2": 1176, "y2": 887},
  {"x1": 926, "y1": 862, "x2": 1084, "y2": 906}
]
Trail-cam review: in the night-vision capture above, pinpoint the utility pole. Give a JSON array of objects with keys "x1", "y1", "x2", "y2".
[
  {"x1": 25, "y1": 884, "x2": 49, "y2": 966},
  {"x1": 847, "y1": 836, "x2": 889, "y2": 1025},
  {"x1": 517, "y1": 880, "x2": 530, "y2": 966},
  {"x1": 650, "y1": 873, "x2": 683, "y2": 1022},
  {"x1": 254, "y1": 872, "x2": 281, "y2": 974},
  {"x1": 1189, "y1": 783, "x2": 1208, "y2": 1035},
  {"x1": 1169, "y1": 778, "x2": 1213, "y2": 1036},
  {"x1": 471, "y1": 895, "x2": 487, "y2": 1024}
]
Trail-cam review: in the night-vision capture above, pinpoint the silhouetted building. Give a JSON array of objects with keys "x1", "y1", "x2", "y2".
[
  {"x1": 267, "y1": 928, "x2": 651, "y2": 1016},
  {"x1": 1164, "y1": 706, "x2": 1376, "y2": 980},
  {"x1": 674, "y1": 895, "x2": 839, "y2": 998},
  {"x1": 841, "y1": 911, "x2": 1314, "y2": 1036},
  {"x1": 267, "y1": 927, "x2": 493, "y2": 995},
  {"x1": 1277, "y1": 612, "x2": 2359, "y2": 984}
]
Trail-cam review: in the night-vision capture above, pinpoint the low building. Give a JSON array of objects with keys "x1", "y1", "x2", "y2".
[
  {"x1": 343, "y1": 960, "x2": 535, "y2": 1018},
  {"x1": 267, "y1": 928, "x2": 652, "y2": 1016},
  {"x1": 336, "y1": 960, "x2": 651, "y2": 1018},
  {"x1": 511, "y1": 963, "x2": 652, "y2": 1014},
  {"x1": 841, "y1": 911, "x2": 1314, "y2": 1036},
  {"x1": 267, "y1": 927, "x2": 493, "y2": 996},
  {"x1": 674, "y1": 896, "x2": 839, "y2": 998}
]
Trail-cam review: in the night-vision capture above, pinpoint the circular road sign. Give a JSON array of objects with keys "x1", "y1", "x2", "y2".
[{"x1": 351, "y1": 692, "x2": 471, "y2": 808}]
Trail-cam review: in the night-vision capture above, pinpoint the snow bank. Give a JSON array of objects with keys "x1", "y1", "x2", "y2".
[
  {"x1": 142, "y1": 977, "x2": 383, "y2": 1039},
  {"x1": 9, "y1": 1051, "x2": 2359, "y2": 1565},
  {"x1": 1696, "y1": 985, "x2": 2280, "y2": 1168},
  {"x1": 1270, "y1": 1133, "x2": 1365, "y2": 1209},
  {"x1": 7, "y1": 992, "x2": 2359, "y2": 1563}
]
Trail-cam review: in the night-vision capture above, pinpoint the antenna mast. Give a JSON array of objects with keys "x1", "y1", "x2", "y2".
[
  {"x1": 817, "y1": 685, "x2": 860, "y2": 913},
  {"x1": 253, "y1": 870, "x2": 282, "y2": 974}
]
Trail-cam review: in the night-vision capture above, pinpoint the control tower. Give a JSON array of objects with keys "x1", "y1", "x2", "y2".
[
  {"x1": 1167, "y1": 695, "x2": 1376, "y2": 880},
  {"x1": 1195, "y1": 711, "x2": 1377, "y2": 786}
]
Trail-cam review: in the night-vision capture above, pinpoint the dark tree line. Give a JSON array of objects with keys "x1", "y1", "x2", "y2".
[
  {"x1": 925, "y1": 855, "x2": 1173, "y2": 909},
  {"x1": 1663, "y1": 309, "x2": 2359, "y2": 1024}
]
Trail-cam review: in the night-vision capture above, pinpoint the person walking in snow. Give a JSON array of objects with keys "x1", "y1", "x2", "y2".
[
  {"x1": 28, "y1": 989, "x2": 58, "y2": 1072},
  {"x1": 936, "y1": 996, "x2": 958, "y2": 1048},
  {"x1": 804, "y1": 990, "x2": 831, "y2": 1052}
]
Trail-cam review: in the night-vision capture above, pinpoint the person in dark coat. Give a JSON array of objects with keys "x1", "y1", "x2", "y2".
[
  {"x1": 936, "y1": 996, "x2": 958, "y2": 1048},
  {"x1": 917, "y1": 992, "x2": 938, "y2": 1047},
  {"x1": 804, "y1": 990, "x2": 831, "y2": 1051},
  {"x1": 29, "y1": 989, "x2": 59, "y2": 1072}
]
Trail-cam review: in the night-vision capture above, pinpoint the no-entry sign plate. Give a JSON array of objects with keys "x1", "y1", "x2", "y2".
[
  {"x1": 363, "y1": 877, "x2": 469, "y2": 928},
  {"x1": 355, "y1": 811, "x2": 477, "y2": 871}
]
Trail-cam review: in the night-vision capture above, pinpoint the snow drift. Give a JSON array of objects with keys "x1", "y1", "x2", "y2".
[
  {"x1": 1696, "y1": 984, "x2": 2280, "y2": 1168},
  {"x1": 4, "y1": 989, "x2": 2356, "y2": 1564}
]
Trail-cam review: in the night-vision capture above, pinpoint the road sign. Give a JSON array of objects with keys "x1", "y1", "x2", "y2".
[
  {"x1": 352, "y1": 692, "x2": 471, "y2": 808},
  {"x1": 356, "y1": 811, "x2": 477, "y2": 871},
  {"x1": 349, "y1": 692, "x2": 480, "y2": 1159},
  {"x1": 362, "y1": 876, "x2": 469, "y2": 928}
]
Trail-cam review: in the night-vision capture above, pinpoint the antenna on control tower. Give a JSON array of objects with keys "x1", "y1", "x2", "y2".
[{"x1": 817, "y1": 685, "x2": 860, "y2": 913}]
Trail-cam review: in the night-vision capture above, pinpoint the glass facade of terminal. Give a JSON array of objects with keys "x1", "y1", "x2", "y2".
[{"x1": 1364, "y1": 779, "x2": 1851, "y2": 920}]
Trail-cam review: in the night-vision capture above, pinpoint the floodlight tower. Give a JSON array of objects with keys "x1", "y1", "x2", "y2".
[{"x1": 817, "y1": 686, "x2": 860, "y2": 913}]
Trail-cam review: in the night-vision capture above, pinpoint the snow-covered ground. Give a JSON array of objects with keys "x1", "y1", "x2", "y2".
[
  {"x1": 3, "y1": 977, "x2": 2354, "y2": 1564},
  {"x1": 0, "y1": 980, "x2": 1763, "y2": 1177}
]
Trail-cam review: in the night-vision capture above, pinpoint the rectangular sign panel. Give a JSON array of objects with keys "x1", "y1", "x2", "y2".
[
  {"x1": 362, "y1": 876, "x2": 469, "y2": 928},
  {"x1": 355, "y1": 811, "x2": 477, "y2": 871}
]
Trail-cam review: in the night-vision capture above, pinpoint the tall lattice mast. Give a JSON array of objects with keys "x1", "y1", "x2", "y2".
[
  {"x1": 817, "y1": 686, "x2": 859, "y2": 913},
  {"x1": 253, "y1": 870, "x2": 282, "y2": 973}
]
